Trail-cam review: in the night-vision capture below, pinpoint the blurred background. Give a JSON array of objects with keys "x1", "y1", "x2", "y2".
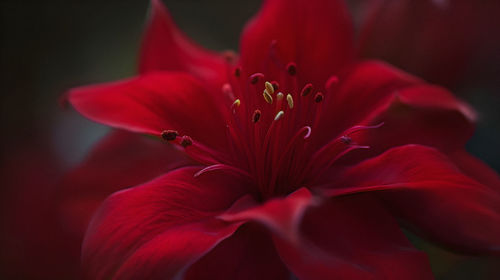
[{"x1": 1, "y1": 0, "x2": 499, "y2": 279}]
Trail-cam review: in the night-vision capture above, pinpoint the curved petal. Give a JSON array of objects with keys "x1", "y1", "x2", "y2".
[
  {"x1": 327, "y1": 145, "x2": 500, "y2": 256},
  {"x1": 275, "y1": 196, "x2": 433, "y2": 280},
  {"x1": 348, "y1": 84, "x2": 476, "y2": 158},
  {"x1": 57, "y1": 130, "x2": 191, "y2": 236},
  {"x1": 221, "y1": 188, "x2": 432, "y2": 279},
  {"x1": 358, "y1": 0, "x2": 485, "y2": 88},
  {"x1": 449, "y1": 150, "x2": 500, "y2": 192},
  {"x1": 82, "y1": 167, "x2": 250, "y2": 280},
  {"x1": 111, "y1": 220, "x2": 240, "y2": 280},
  {"x1": 239, "y1": 0, "x2": 354, "y2": 88},
  {"x1": 68, "y1": 72, "x2": 229, "y2": 150},
  {"x1": 184, "y1": 224, "x2": 290, "y2": 280},
  {"x1": 183, "y1": 188, "x2": 315, "y2": 279},
  {"x1": 313, "y1": 61, "x2": 419, "y2": 147},
  {"x1": 139, "y1": 0, "x2": 227, "y2": 90},
  {"x1": 315, "y1": 62, "x2": 475, "y2": 157},
  {"x1": 220, "y1": 188, "x2": 315, "y2": 242}
]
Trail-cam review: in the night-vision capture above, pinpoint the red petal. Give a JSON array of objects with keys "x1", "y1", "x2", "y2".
[
  {"x1": 315, "y1": 62, "x2": 475, "y2": 157},
  {"x1": 58, "y1": 130, "x2": 191, "y2": 236},
  {"x1": 450, "y1": 150, "x2": 500, "y2": 192},
  {"x1": 139, "y1": 0, "x2": 227, "y2": 90},
  {"x1": 220, "y1": 187, "x2": 314, "y2": 241},
  {"x1": 221, "y1": 188, "x2": 432, "y2": 279},
  {"x1": 185, "y1": 224, "x2": 289, "y2": 280},
  {"x1": 239, "y1": 0, "x2": 354, "y2": 88},
  {"x1": 82, "y1": 167, "x2": 250, "y2": 279},
  {"x1": 179, "y1": 186, "x2": 313, "y2": 280},
  {"x1": 313, "y1": 61, "x2": 419, "y2": 147},
  {"x1": 328, "y1": 145, "x2": 500, "y2": 255},
  {"x1": 111, "y1": 220, "x2": 240, "y2": 280},
  {"x1": 274, "y1": 196, "x2": 433, "y2": 280},
  {"x1": 68, "y1": 72, "x2": 228, "y2": 150},
  {"x1": 358, "y1": 0, "x2": 488, "y2": 88},
  {"x1": 363, "y1": 84, "x2": 474, "y2": 152}
]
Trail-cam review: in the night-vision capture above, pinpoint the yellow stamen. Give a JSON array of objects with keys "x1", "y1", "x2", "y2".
[
  {"x1": 232, "y1": 99, "x2": 241, "y2": 107},
  {"x1": 265, "y1": 81, "x2": 274, "y2": 95},
  {"x1": 263, "y1": 90, "x2": 273, "y2": 104},
  {"x1": 274, "y1": 110, "x2": 285, "y2": 121},
  {"x1": 286, "y1": 94, "x2": 294, "y2": 109}
]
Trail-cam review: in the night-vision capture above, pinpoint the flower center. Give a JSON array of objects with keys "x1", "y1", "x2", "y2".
[
  {"x1": 162, "y1": 61, "x2": 381, "y2": 200},
  {"x1": 221, "y1": 64, "x2": 328, "y2": 198}
]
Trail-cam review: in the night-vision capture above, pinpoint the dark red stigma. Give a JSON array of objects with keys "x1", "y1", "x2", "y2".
[
  {"x1": 252, "y1": 110, "x2": 262, "y2": 123},
  {"x1": 286, "y1": 62, "x2": 297, "y2": 76},
  {"x1": 301, "y1": 83, "x2": 313, "y2": 97},
  {"x1": 180, "y1": 135, "x2": 193, "y2": 147},
  {"x1": 314, "y1": 92, "x2": 324, "y2": 103},
  {"x1": 234, "y1": 67, "x2": 241, "y2": 77},
  {"x1": 161, "y1": 130, "x2": 178, "y2": 141}
]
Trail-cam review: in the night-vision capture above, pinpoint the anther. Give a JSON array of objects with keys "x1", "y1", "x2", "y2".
[
  {"x1": 314, "y1": 92, "x2": 324, "y2": 103},
  {"x1": 271, "y1": 81, "x2": 279, "y2": 91},
  {"x1": 274, "y1": 110, "x2": 285, "y2": 121},
  {"x1": 234, "y1": 67, "x2": 241, "y2": 77},
  {"x1": 252, "y1": 110, "x2": 262, "y2": 123},
  {"x1": 265, "y1": 81, "x2": 274, "y2": 95},
  {"x1": 300, "y1": 83, "x2": 313, "y2": 97},
  {"x1": 286, "y1": 94, "x2": 294, "y2": 109},
  {"x1": 276, "y1": 92, "x2": 284, "y2": 101},
  {"x1": 340, "y1": 136, "x2": 352, "y2": 145},
  {"x1": 180, "y1": 135, "x2": 193, "y2": 147},
  {"x1": 286, "y1": 62, "x2": 297, "y2": 76},
  {"x1": 250, "y1": 73, "x2": 264, "y2": 84},
  {"x1": 326, "y1": 76, "x2": 339, "y2": 90},
  {"x1": 232, "y1": 99, "x2": 241, "y2": 108},
  {"x1": 161, "y1": 130, "x2": 178, "y2": 141},
  {"x1": 263, "y1": 90, "x2": 273, "y2": 104}
]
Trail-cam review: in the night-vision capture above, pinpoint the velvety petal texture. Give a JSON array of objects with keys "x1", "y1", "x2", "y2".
[
  {"x1": 314, "y1": 61, "x2": 475, "y2": 157},
  {"x1": 276, "y1": 196, "x2": 433, "y2": 280},
  {"x1": 185, "y1": 224, "x2": 290, "y2": 280},
  {"x1": 139, "y1": 0, "x2": 227, "y2": 90},
  {"x1": 240, "y1": 0, "x2": 354, "y2": 87},
  {"x1": 68, "y1": 72, "x2": 228, "y2": 150},
  {"x1": 221, "y1": 188, "x2": 314, "y2": 241},
  {"x1": 328, "y1": 145, "x2": 500, "y2": 255},
  {"x1": 57, "y1": 130, "x2": 190, "y2": 236},
  {"x1": 350, "y1": 84, "x2": 476, "y2": 157},
  {"x1": 82, "y1": 167, "x2": 250, "y2": 279},
  {"x1": 358, "y1": 0, "x2": 480, "y2": 88},
  {"x1": 315, "y1": 61, "x2": 419, "y2": 145},
  {"x1": 221, "y1": 189, "x2": 433, "y2": 279},
  {"x1": 450, "y1": 150, "x2": 500, "y2": 192}
]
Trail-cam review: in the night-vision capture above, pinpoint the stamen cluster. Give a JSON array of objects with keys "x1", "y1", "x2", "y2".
[{"x1": 162, "y1": 63, "x2": 379, "y2": 199}]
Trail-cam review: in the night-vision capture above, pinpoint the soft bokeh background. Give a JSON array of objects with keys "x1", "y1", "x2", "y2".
[{"x1": 1, "y1": 0, "x2": 499, "y2": 279}]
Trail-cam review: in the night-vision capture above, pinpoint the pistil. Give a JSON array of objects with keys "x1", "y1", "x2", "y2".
[{"x1": 162, "y1": 60, "x2": 380, "y2": 199}]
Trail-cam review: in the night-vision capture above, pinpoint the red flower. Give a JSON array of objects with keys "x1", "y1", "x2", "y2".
[{"x1": 66, "y1": 0, "x2": 500, "y2": 279}]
